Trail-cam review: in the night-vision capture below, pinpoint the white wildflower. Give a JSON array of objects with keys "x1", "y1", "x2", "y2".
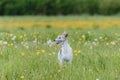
[
  {"x1": 33, "y1": 39, "x2": 37, "y2": 43},
  {"x1": 106, "y1": 42, "x2": 109, "y2": 45},
  {"x1": 96, "y1": 78, "x2": 99, "y2": 80},
  {"x1": 94, "y1": 38, "x2": 98, "y2": 41},
  {"x1": 92, "y1": 42, "x2": 97, "y2": 46},
  {"x1": 99, "y1": 36, "x2": 103, "y2": 39},
  {"x1": 3, "y1": 41, "x2": 8, "y2": 45},
  {"x1": 47, "y1": 39, "x2": 53, "y2": 47},
  {"x1": 11, "y1": 36, "x2": 16, "y2": 41},
  {"x1": 82, "y1": 35, "x2": 85, "y2": 39}
]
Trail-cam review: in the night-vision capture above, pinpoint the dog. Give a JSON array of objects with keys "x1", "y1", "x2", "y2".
[{"x1": 54, "y1": 32, "x2": 73, "y2": 65}]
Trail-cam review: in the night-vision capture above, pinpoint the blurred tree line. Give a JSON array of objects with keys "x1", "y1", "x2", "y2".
[{"x1": 0, "y1": 0, "x2": 120, "y2": 15}]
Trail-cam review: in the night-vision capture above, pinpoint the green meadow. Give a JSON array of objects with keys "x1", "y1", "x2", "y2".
[{"x1": 0, "y1": 16, "x2": 120, "y2": 80}]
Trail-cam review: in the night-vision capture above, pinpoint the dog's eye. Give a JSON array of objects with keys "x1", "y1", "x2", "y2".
[{"x1": 59, "y1": 37, "x2": 61, "y2": 39}]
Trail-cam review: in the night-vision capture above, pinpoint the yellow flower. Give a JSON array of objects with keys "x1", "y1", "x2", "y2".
[
  {"x1": 75, "y1": 53, "x2": 78, "y2": 56},
  {"x1": 0, "y1": 41, "x2": 3, "y2": 46},
  {"x1": 20, "y1": 75, "x2": 24, "y2": 79},
  {"x1": 21, "y1": 52, "x2": 25, "y2": 57},
  {"x1": 48, "y1": 53, "x2": 52, "y2": 56},
  {"x1": 77, "y1": 50, "x2": 81, "y2": 54},
  {"x1": 41, "y1": 50, "x2": 45, "y2": 53},
  {"x1": 36, "y1": 51, "x2": 40, "y2": 56},
  {"x1": 57, "y1": 69, "x2": 61, "y2": 73},
  {"x1": 115, "y1": 33, "x2": 118, "y2": 36},
  {"x1": 19, "y1": 35, "x2": 24, "y2": 39},
  {"x1": 104, "y1": 37, "x2": 108, "y2": 40},
  {"x1": 110, "y1": 41, "x2": 116, "y2": 45},
  {"x1": 9, "y1": 43, "x2": 14, "y2": 46},
  {"x1": 74, "y1": 50, "x2": 77, "y2": 53},
  {"x1": 9, "y1": 34, "x2": 13, "y2": 37},
  {"x1": 79, "y1": 38, "x2": 82, "y2": 41}
]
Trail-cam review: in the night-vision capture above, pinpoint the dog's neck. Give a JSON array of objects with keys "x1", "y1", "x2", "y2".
[
  {"x1": 61, "y1": 39, "x2": 71, "y2": 54},
  {"x1": 62, "y1": 39, "x2": 69, "y2": 48}
]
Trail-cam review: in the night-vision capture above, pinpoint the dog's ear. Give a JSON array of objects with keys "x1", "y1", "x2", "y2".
[
  {"x1": 62, "y1": 32, "x2": 68, "y2": 37},
  {"x1": 65, "y1": 33, "x2": 68, "y2": 37}
]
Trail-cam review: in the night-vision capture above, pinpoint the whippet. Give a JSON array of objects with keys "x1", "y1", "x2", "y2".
[{"x1": 54, "y1": 32, "x2": 73, "y2": 65}]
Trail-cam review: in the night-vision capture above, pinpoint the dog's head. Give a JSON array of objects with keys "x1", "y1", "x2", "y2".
[{"x1": 54, "y1": 32, "x2": 68, "y2": 44}]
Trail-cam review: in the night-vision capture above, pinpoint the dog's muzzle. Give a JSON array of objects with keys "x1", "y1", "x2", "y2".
[{"x1": 54, "y1": 40, "x2": 62, "y2": 44}]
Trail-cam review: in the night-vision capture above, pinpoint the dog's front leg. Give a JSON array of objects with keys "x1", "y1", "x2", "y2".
[{"x1": 58, "y1": 49, "x2": 63, "y2": 66}]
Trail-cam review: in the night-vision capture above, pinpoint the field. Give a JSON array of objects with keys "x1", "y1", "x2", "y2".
[
  {"x1": 0, "y1": 16, "x2": 120, "y2": 28},
  {"x1": 0, "y1": 16, "x2": 120, "y2": 80}
]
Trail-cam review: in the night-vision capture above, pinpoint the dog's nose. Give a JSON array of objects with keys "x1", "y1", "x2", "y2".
[{"x1": 53, "y1": 40, "x2": 55, "y2": 41}]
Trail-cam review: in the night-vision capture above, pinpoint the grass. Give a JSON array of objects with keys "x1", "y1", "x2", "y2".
[{"x1": 0, "y1": 16, "x2": 120, "y2": 80}]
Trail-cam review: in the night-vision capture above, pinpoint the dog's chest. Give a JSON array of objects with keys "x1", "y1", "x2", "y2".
[
  {"x1": 60, "y1": 45, "x2": 71, "y2": 54},
  {"x1": 59, "y1": 40, "x2": 72, "y2": 55}
]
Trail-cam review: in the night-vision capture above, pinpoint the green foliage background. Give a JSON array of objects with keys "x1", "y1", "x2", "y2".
[{"x1": 0, "y1": 0, "x2": 120, "y2": 15}]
